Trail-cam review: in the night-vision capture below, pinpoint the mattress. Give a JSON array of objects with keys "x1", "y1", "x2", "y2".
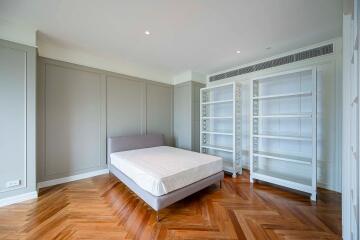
[{"x1": 110, "y1": 146, "x2": 223, "y2": 196}]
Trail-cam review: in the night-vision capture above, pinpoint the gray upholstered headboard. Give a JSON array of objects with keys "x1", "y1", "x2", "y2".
[{"x1": 107, "y1": 134, "x2": 165, "y2": 156}]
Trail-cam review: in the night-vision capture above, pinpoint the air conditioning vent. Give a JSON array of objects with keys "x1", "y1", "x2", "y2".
[{"x1": 209, "y1": 44, "x2": 333, "y2": 82}]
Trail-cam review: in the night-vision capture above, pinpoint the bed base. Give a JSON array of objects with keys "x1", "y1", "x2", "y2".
[
  {"x1": 109, "y1": 165, "x2": 224, "y2": 218},
  {"x1": 107, "y1": 134, "x2": 224, "y2": 221}
]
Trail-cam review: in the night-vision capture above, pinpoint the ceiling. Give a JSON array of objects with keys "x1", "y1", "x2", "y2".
[{"x1": 0, "y1": 0, "x2": 342, "y2": 82}]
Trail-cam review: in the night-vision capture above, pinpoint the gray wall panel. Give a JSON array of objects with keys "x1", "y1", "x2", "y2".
[
  {"x1": 146, "y1": 83, "x2": 173, "y2": 146},
  {"x1": 0, "y1": 39, "x2": 36, "y2": 199},
  {"x1": 0, "y1": 44, "x2": 26, "y2": 192},
  {"x1": 44, "y1": 64, "x2": 105, "y2": 178},
  {"x1": 107, "y1": 76, "x2": 146, "y2": 138}
]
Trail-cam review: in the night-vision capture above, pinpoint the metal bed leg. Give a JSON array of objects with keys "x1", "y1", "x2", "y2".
[
  {"x1": 219, "y1": 180, "x2": 222, "y2": 189},
  {"x1": 156, "y1": 211, "x2": 160, "y2": 222}
]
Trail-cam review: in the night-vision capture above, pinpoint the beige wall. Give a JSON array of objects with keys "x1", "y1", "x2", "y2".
[{"x1": 37, "y1": 57, "x2": 173, "y2": 182}]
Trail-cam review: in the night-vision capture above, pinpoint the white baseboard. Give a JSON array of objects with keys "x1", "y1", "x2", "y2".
[
  {"x1": 0, "y1": 191, "x2": 38, "y2": 208},
  {"x1": 37, "y1": 168, "x2": 109, "y2": 189}
]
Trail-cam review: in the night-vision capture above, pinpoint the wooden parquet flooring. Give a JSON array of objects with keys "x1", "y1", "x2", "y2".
[{"x1": 0, "y1": 171, "x2": 341, "y2": 239}]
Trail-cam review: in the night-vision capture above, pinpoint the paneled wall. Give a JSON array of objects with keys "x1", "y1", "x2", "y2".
[
  {"x1": 37, "y1": 57, "x2": 173, "y2": 182},
  {"x1": 0, "y1": 39, "x2": 36, "y2": 200}
]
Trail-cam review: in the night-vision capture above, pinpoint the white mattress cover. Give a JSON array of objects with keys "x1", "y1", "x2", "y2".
[{"x1": 110, "y1": 146, "x2": 223, "y2": 196}]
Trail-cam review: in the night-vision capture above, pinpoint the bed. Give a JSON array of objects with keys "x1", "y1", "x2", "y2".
[{"x1": 108, "y1": 134, "x2": 224, "y2": 221}]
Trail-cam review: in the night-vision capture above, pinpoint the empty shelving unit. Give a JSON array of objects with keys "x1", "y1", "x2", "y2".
[
  {"x1": 200, "y1": 82, "x2": 242, "y2": 177},
  {"x1": 250, "y1": 68, "x2": 317, "y2": 201}
]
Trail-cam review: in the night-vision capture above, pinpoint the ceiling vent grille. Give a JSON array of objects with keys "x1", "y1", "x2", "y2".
[{"x1": 209, "y1": 43, "x2": 333, "y2": 82}]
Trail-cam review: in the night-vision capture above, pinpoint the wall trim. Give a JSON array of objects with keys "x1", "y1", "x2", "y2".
[
  {"x1": 0, "y1": 191, "x2": 38, "y2": 208},
  {"x1": 37, "y1": 168, "x2": 109, "y2": 189}
]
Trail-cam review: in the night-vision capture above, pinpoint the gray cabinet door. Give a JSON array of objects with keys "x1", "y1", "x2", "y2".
[
  {"x1": 173, "y1": 83, "x2": 192, "y2": 150},
  {"x1": 192, "y1": 82, "x2": 205, "y2": 152},
  {"x1": 0, "y1": 45, "x2": 26, "y2": 192},
  {"x1": 146, "y1": 83, "x2": 173, "y2": 145},
  {"x1": 107, "y1": 76, "x2": 146, "y2": 137}
]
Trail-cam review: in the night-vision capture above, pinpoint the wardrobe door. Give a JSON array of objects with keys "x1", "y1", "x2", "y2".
[{"x1": 174, "y1": 82, "x2": 192, "y2": 150}]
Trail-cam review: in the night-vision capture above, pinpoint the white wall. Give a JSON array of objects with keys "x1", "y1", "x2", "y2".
[
  {"x1": 207, "y1": 38, "x2": 342, "y2": 192},
  {"x1": 342, "y1": 0, "x2": 359, "y2": 238}
]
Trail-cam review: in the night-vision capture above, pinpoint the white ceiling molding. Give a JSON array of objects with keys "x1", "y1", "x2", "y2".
[
  {"x1": 173, "y1": 71, "x2": 206, "y2": 85},
  {"x1": 0, "y1": 18, "x2": 37, "y2": 47}
]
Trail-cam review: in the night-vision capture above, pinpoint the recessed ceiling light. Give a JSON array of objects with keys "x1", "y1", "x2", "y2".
[
  {"x1": 236, "y1": 50, "x2": 241, "y2": 54},
  {"x1": 144, "y1": 30, "x2": 151, "y2": 35}
]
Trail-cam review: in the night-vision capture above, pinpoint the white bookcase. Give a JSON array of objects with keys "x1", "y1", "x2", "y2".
[
  {"x1": 200, "y1": 82, "x2": 242, "y2": 177},
  {"x1": 250, "y1": 67, "x2": 317, "y2": 201}
]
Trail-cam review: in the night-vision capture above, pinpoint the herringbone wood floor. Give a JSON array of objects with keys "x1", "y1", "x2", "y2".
[{"x1": 0, "y1": 171, "x2": 341, "y2": 239}]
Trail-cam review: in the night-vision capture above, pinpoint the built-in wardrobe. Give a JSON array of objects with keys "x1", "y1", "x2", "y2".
[{"x1": 173, "y1": 81, "x2": 205, "y2": 152}]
